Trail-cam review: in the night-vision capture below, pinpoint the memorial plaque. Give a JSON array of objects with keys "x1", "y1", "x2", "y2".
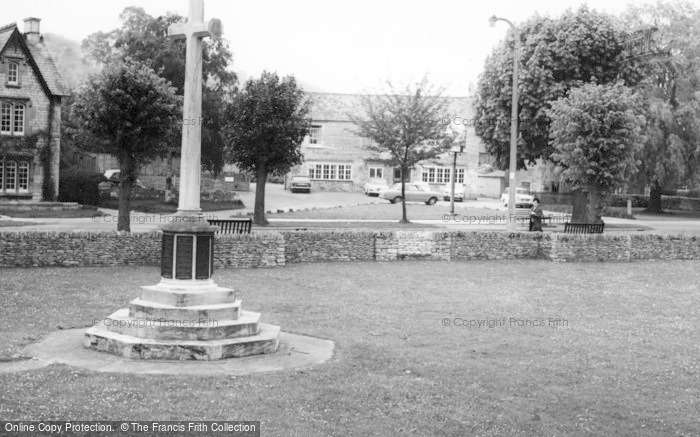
[
  {"x1": 175, "y1": 235, "x2": 194, "y2": 279},
  {"x1": 195, "y1": 235, "x2": 211, "y2": 279},
  {"x1": 161, "y1": 233, "x2": 174, "y2": 278}
]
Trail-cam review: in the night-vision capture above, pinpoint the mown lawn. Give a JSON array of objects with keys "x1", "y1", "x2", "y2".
[
  {"x1": 1, "y1": 261, "x2": 699, "y2": 436},
  {"x1": 99, "y1": 199, "x2": 245, "y2": 213},
  {"x1": 0, "y1": 207, "x2": 102, "y2": 219},
  {"x1": 269, "y1": 202, "x2": 502, "y2": 221}
]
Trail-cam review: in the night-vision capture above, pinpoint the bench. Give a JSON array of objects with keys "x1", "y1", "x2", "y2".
[
  {"x1": 207, "y1": 218, "x2": 252, "y2": 234},
  {"x1": 564, "y1": 222, "x2": 604, "y2": 234}
]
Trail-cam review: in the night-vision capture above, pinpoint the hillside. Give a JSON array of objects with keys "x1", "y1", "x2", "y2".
[{"x1": 42, "y1": 33, "x2": 98, "y2": 90}]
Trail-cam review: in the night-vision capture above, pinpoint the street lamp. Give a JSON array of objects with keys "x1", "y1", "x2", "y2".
[{"x1": 489, "y1": 15, "x2": 520, "y2": 232}]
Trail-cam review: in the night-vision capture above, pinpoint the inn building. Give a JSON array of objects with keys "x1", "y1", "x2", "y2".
[
  {"x1": 291, "y1": 92, "x2": 481, "y2": 199},
  {"x1": 0, "y1": 18, "x2": 68, "y2": 200}
]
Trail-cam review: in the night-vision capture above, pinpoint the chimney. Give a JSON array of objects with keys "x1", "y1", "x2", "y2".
[{"x1": 23, "y1": 17, "x2": 41, "y2": 45}]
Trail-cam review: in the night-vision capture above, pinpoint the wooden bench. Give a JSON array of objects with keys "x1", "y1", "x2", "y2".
[
  {"x1": 207, "y1": 218, "x2": 252, "y2": 234},
  {"x1": 564, "y1": 222, "x2": 605, "y2": 234}
]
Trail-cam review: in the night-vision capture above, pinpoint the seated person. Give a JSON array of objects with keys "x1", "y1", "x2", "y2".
[{"x1": 529, "y1": 197, "x2": 544, "y2": 232}]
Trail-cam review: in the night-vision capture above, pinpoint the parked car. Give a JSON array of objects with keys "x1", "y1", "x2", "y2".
[
  {"x1": 442, "y1": 183, "x2": 465, "y2": 202},
  {"x1": 500, "y1": 187, "x2": 534, "y2": 207},
  {"x1": 290, "y1": 175, "x2": 312, "y2": 193},
  {"x1": 364, "y1": 178, "x2": 389, "y2": 196},
  {"x1": 381, "y1": 182, "x2": 442, "y2": 205},
  {"x1": 103, "y1": 169, "x2": 147, "y2": 189}
]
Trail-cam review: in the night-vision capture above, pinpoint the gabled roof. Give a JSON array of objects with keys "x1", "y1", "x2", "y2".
[
  {"x1": 307, "y1": 92, "x2": 475, "y2": 123},
  {"x1": 0, "y1": 23, "x2": 15, "y2": 49},
  {"x1": 0, "y1": 22, "x2": 69, "y2": 97}
]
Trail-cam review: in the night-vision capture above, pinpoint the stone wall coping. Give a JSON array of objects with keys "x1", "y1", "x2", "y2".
[{"x1": 2, "y1": 229, "x2": 699, "y2": 241}]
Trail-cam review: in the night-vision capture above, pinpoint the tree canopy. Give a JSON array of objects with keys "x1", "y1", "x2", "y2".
[
  {"x1": 621, "y1": 0, "x2": 700, "y2": 210},
  {"x1": 72, "y1": 59, "x2": 181, "y2": 231},
  {"x1": 549, "y1": 82, "x2": 646, "y2": 222},
  {"x1": 352, "y1": 78, "x2": 451, "y2": 223},
  {"x1": 223, "y1": 71, "x2": 311, "y2": 225},
  {"x1": 475, "y1": 6, "x2": 649, "y2": 170},
  {"x1": 81, "y1": 6, "x2": 236, "y2": 175}
]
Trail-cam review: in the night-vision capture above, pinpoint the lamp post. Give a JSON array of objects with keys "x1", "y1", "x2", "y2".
[
  {"x1": 489, "y1": 15, "x2": 520, "y2": 232},
  {"x1": 449, "y1": 142, "x2": 464, "y2": 215}
]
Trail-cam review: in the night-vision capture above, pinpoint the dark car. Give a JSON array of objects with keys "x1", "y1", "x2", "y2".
[
  {"x1": 290, "y1": 175, "x2": 312, "y2": 193},
  {"x1": 381, "y1": 183, "x2": 441, "y2": 205}
]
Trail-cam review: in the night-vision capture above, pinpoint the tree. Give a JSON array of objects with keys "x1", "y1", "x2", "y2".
[
  {"x1": 72, "y1": 59, "x2": 181, "y2": 231},
  {"x1": 548, "y1": 82, "x2": 646, "y2": 222},
  {"x1": 352, "y1": 79, "x2": 451, "y2": 223},
  {"x1": 223, "y1": 71, "x2": 310, "y2": 226},
  {"x1": 475, "y1": 6, "x2": 649, "y2": 170},
  {"x1": 621, "y1": 1, "x2": 700, "y2": 211},
  {"x1": 82, "y1": 6, "x2": 236, "y2": 175}
]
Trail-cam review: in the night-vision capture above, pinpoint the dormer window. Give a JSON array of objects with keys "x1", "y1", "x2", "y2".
[{"x1": 7, "y1": 62, "x2": 19, "y2": 85}]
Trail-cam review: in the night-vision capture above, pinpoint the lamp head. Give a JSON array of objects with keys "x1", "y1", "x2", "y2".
[{"x1": 488, "y1": 15, "x2": 498, "y2": 27}]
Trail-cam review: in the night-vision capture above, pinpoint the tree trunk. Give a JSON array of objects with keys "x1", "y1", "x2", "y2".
[
  {"x1": 400, "y1": 177, "x2": 409, "y2": 224},
  {"x1": 117, "y1": 152, "x2": 133, "y2": 232},
  {"x1": 254, "y1": 164, "x2": 268, "y2": 226},
  {"x1": 648, "y1": 178, "x2": 662, "y2": 213},
  {"x1": 587, "y1": 184, "x2": 604, "y2": 224},
  {"x1": 571, "y1": 189, "x2": 588, "y2": 222}
]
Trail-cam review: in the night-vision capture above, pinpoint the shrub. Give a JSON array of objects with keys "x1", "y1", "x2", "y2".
[{"x1": 58, "y1": 170, "x2": 103, "y2": 205}]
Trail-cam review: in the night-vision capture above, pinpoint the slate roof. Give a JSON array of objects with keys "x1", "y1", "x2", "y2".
[
  {"x1": 307, "y1": 92, "x2": 474, "y2": 123},
  {"x1": 0, "y1": 23, "x2": 15, "y2": 49},
  {"x1": 0, "y1": 22, "x2": 69, "y2": 97}
]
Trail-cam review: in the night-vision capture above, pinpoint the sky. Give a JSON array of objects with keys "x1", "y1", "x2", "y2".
[{"x1": 2, "y1": 0, "x2": 670, "y2": 96}]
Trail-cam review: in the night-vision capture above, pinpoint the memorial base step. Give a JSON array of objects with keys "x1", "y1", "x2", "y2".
[
  {"x1": 84, "y1": 323, "x2": 280, "y2": 360},
  {"x1": 97, "y1": 308, "x2": 261, "y2": 341}
]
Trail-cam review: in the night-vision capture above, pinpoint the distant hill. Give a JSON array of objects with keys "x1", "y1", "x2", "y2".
[
  {"x1": 42, "y1": 33, "x2": 98, "y2": 90},
  {"x1": 41, "y1": 34, "x2": 325, "y2": 94}
]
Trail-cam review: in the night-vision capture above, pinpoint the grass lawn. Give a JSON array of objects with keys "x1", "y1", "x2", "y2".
[
  {"x1": 1, "y1": 261, "x2": 699, "y2": 435},
  {"x1": 99, "y1": 199, "x2": 245, "y2": 213},
  {"x1": 0, "y1": 220, "x2": 41, "y2": 227},
  {"x1": 258, "y1": 221, "x2": 438, "y2": 229},
  {"x1": 0, "y1": 207, "x2": 102, "y2": 219},
  {"x1": 270, "y1": 202, "x2": 502, "y2": 221}
]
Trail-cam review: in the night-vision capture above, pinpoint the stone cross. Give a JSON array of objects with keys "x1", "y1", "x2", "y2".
[{"x1": 168, "y1": 0, "x2": 222, "y2": 216}]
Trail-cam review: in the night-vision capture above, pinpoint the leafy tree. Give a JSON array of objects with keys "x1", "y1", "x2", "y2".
[
  {"x1": 475, "y1": 6, "x2": 649, "y2": 170},
  {"x1": 549, "y1": 82, "x2": 646, "y2": 222},
  {"x1": 82, "y1": 6, "x2": 236, "y2": 175},
  {"x1": 352, "y1": 78, "x2": 451, "y2": 223},
  {"x1": 223, "y1": 71, "x2": 310, "y2": 226},
  {"x1": 621, "y1": 0, "x2": 700, "y2": 211},
  {"x1": 72, "y1": 59, "x2": 181, "y2": 231}
]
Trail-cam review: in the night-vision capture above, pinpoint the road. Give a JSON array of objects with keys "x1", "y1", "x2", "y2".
[{"x1": 1, "y1": 184, "x2": 699, "y2": 235}]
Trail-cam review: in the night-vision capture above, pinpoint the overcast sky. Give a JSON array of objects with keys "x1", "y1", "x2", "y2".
[{"x1": 4, "y1": 0, "x2": 657, "y2": 96}]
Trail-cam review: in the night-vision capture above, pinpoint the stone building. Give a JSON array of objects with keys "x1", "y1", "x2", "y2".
[
  {"x1": 292, "y1": 92, "x2": 481, "y2": 199},
  {"x1": 0, "y1": 18, "x2": 68, "y2": 200}
]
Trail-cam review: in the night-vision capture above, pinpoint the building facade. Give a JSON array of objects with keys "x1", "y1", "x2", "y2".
[
  {"x1": 291, "y1": 93, "x2": 481, "y2": 199},
  {"x1": 0, "y1": 18, "x2": 68, "y2": 200}
]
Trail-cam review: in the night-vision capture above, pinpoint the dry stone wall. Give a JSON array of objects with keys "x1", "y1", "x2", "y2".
[{"x1": 1, "y1": 230, "x2": 700, "y2": 268}]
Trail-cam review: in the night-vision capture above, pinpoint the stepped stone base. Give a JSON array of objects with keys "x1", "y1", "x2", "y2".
[
  {"x1": 85, "y1": 323, "x2": 280, "y2": 360},
  {"x1": 84, "y1": 278, "x2": 280, "y2": 360}
]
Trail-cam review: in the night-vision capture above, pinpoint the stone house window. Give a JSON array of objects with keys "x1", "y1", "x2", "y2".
[
  {"x1": 308, "y1": 163, "x2": 352, "y2": 181},
  {"x1": 1, "y1": 101, "x2": 25, "y2": 136},
  {"x1": 422, "y1": 166, "x2": 460, "y2": 184},
  {"x1": 308, "y1": 125, "x2": 321, "y2": 144},
  {"x1": 7, "y1": 62, "x2": 19, "y2": 85},
  {"x1": 0, "y1": 159, "x2": 30, "y2": 193},
  {"x1": 369, "y1": 167, "x2": 383, "y2": 178}
]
